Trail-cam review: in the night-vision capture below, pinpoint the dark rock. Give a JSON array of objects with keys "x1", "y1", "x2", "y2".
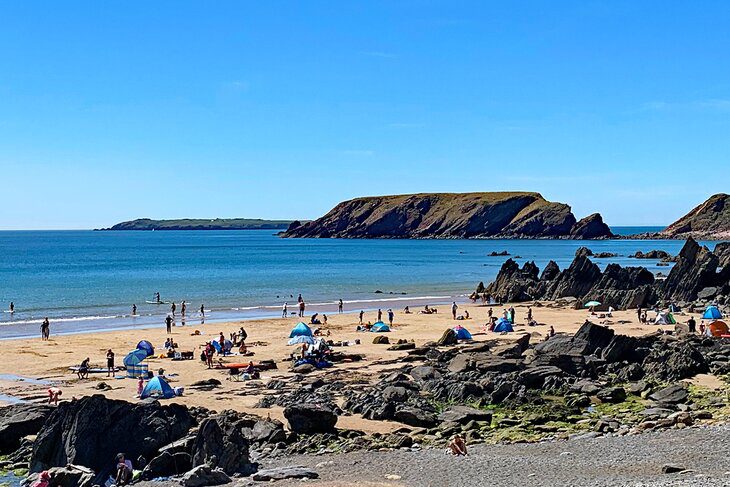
[
  {"x1": 519, "y1": 365, "x2": 563, "y2": 388},
  {"x1": 251, "y1": 466, "x2": 319, "y2": 481},
  {"x1": 191, "y1": 415, "x2": 256, "y2": 475},
  {"x1": 437, "y1": 328, "x2": 458, "y2": 346},
  {"x1": 24, "y1": 465, "x2": 94, "y2": 487},
  {"x1": 575, "y1": 247, "x2": 593, "y2": 258},
  {"x1": 30, "y1": 395, "x2": 194, "y2": 483},
  {"x1": 571, "y1": 213, "x2": 613, "y2": 239},
  {"x1": 181, "y1": 465, "x2": 231, "y2": 487},
  {"x1": 283, "y1": 404, "x2": 337, "y2": 434},
  {"x1": 596, "y1": 386, "x2": 627, "y2": 403},
  {"x1": 649, "y1": 384, "x2": 689, "y2": 404},
  {"x1": 142, "y1": 451, "x2": 192, "y2": 480},
  {"x1": 250, "y1": 419, "x2": 287, "y2": 444},
  {"x1": 372, "y1": 336, "x2": 389, "y2": 344},
  {"x1": 409, "y1": 366, "x2": 441, "y2": 381},
  {"x1": 661, "y1": 463, "x2": 686, "y2": 474},
  {"x1": 0, "y1": 403, "x2": 53, "y2": 454},
  {"x1": 387, "y1": 342, "x2": 416, "y2": 351},
  {"x1": 382, "y1": 386, "x2": 411, "y2": 403},
  {"x1": 437, "y1": 406, "x2": 492, "y2": 425},
  {"x1": 485, "y1": 259, "x2": 540, "y2": 302},
  {"x1": 392, "y1": 407, "x2": 438, "y2": 428},
  {"x1": 643, "y1": 340, "x2": 707, "y2": 381},
  {"x1": 292, "y1": 363, "x2": 316, "y2": 374},
  {"x1": 662, "y1": 238, "x2": 722, "y2": 302}
]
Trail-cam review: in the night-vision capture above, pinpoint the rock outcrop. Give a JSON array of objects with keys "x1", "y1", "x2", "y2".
[
  {"x1": 662, "y1": 193, "x2": 730, "y2": 239},
  {"x1": 0, "y1": 403, "x2": 53, "y2": 454},
  {"x1": 282, "y1": 192, "x2": 613, "y2": 239},
  {"x1": 30, "y1": 395, "x2": 195, "y2": 482}
]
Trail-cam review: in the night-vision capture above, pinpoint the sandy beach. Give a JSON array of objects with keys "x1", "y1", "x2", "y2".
[{"x1": 0, "y1": 302, "x2": 690, "y2": 432}]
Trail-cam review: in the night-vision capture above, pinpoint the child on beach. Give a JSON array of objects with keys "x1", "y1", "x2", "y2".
[
  {"x1": 136, "y1": 376, "x2": 144, "y2": 397},
  {"x1": 47, "y1": 387, "x2": 62, "y2": 405}
]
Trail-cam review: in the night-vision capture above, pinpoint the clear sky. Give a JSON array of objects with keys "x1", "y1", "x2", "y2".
[{"x1": 1, "y1": 1, "x2": 729, "y2": 229}]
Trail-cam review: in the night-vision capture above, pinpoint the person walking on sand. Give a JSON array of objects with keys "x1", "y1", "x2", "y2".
[
  {"x1": 451, "y1": 302, "x2": 458, "y2": 320},
  {"x1": 298, "y1": 301, "x2": 305, "y2": 318},
  {"x1": 359, "y1": 310, "x2": 364, "y2": 325},
  {"x1": 527, "y1": 307, "x2": 533, "y2": 322},
  {"x1": 637, "y1": 306, "x2": 642, "y2": 323},
  {"x1": 106, "y1": 349, "x2": 115, "y2": 377},
  {"x1": 387, "y1": 309, "x2": 394, "y2": 326},
  {"x1": 338, "y1": 299, "x2": 343, "y2": 314},
  {"x1": 282, "y1": 302, "x2": 288, "y2": 318},
  {"x1": 165, "y1": 314, "x2": 173, "y2": 334},
  {"x1": 170, "y1": 302, "x2": 176, "y2": 315},
  {"x1": 40, "y1": 317, "x2": 50, "y2": 340}
]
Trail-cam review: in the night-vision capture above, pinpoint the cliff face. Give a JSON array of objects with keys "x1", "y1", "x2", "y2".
[
  {"x1": 662, "y1": 193, "x2": 730, "y2": 239},
  {"x1": 282, "y1": 192, "x2": 613, "y2": 239}
]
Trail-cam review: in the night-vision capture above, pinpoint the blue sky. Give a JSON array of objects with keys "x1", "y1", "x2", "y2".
[{"x1": 1, "y1": 1, "x2": 729, "y2": 229}]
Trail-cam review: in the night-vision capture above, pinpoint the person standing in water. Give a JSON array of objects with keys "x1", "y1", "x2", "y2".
[
  {"x1": 297, "y1": 294, "x2": 303, "y2": 304},
  {"x1": 282, "y1": 302, "x2": 288, "y2": 318},
  {"x1": 200, "y1": 304, "x2": 205, "y2": 317},
  {"x1": 155, "y1": 292, "x2": 161, "y2": 304},
  {"x1": 338, "y1": 299, "x2": 343, "y2": 314},
  {"x1": 181, "y1": 301, "x2": 186, "y2": 316},
  {"x1": 41, "y1": 318, "x2": 50, "y2": 340},
  {"x1": 9, "y1": 302, "x2": 14, "y2": 313},
  {"x1": 170, "y1": 302, "x2": 176, "y2": 315},
  {"x1": 132, "y1": 304, "x2": 137, "y2": 316},
  {"x1": 165, "y1": 315, "x2": 173, "y2": 334}
]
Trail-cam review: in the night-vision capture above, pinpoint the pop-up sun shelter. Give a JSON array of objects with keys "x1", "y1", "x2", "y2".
[
  {"x1": 709, "y1": 321, "x2": 729, "y2": 337},
  {"x1": 703, "y1": 306, "x2": 723, "y2": 320},
  {"x1": 653, "y1": 311, "x2": 676, "y2": 325},
  {"x1": 211, "y1": 339, "x2": 233, "y2": 354},
  {"x1": 140, "y1": 376, "x2": 175, "y2": 399},
  {"x1": 288, "y1": 335, "x2": 315, "y2": 345},
  {"x1": 453, "y1": 325, "x2": 473, "y2": 340},
  {"x1": 493, "y1": 318, "x2": 514, "y2": 333},
  {"x1": 136, "y1": 340, "x2": 155, "y2": 357},
  {"x1": 289, "y1": 322, "x2": 313, "y2": 338},
  {"x1": 124, "y1": 348, "x2": 149, "y2": 378},
  {"x1": 370, "y1": 321, "x2": 391, "y2": 332}
]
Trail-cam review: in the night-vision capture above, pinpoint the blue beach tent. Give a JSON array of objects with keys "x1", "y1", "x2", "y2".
[
  {"x1": 288, "y1": 335, "x2": 315, "y2": 345},
  {"x1": 140, "y1": 376, "x2": 175, "y2": 399},
  {"x1": 370, "y1": 321, "x2": 391, "y2": 332},
  {"x1": 211, "y1": 339, "x2": 233, "y2": 354},
  {"x1": 493, "y1": 318, "x2": 514, "y2": 333},
  {"x1": 123, "y1": 348, "x2": 148, "y2": 367},
  {"x1": 453, "y1": 326, "x2": 473, "y2": 340},
  {"x1": 289, "y1": 322, "x2": 313, "y2": 338},
  {"x1": 136, "y1": 340, "x2": 155, "y2": 357},
  {"x1": 703, "y1": 306, "x2": 722, "y2": 320}
]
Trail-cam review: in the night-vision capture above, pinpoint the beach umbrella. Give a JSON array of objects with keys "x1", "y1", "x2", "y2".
[
  {"x1": 288, "y1": 335, "x2": 315, "y2": 346},
  {"x1": 703, "y1": 306, "x2": 722, "y2": 320},
  {"x1": 584, "y1": 301, "x2": 601, "y2": 308},
  {"x1": 136, "y1": 340, "x2": 155, "y2": 357},
  {"x1": 123, "y1": 348, "x2": 148, "y2": 367}
]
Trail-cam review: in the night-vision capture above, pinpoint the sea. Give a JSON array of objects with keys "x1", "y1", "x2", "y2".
[{"x1": 0, "y1": 227, "x2": 715, "y2": 339}]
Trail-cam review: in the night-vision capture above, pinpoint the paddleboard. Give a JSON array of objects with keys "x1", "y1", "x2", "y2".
[{"x1": 145, "y1": 301, "x2": 170, "y2": 305}]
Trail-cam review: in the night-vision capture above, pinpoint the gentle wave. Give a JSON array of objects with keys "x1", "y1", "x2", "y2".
[{"x1": 0, "y1": 314, "x2": 123, "y2": 327}]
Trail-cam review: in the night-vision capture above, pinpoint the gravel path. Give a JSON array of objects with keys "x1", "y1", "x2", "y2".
[{"x1": 255, "y1": 425, "x2": 730, "y2": 486}]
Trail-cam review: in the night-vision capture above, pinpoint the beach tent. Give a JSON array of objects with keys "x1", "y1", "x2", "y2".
[
  {"x1": 493, "y1": 318, "x2": 514, "y2": 333},
  {"x1": 452, "y1": 326, "x2": 473, "y2": 340},
  {"x1": 136, "y1": 340, "x2": 155, "y2": 357},
  {"x1": 289, "y1": 322, "x2": 313, "y2": 338},
  {"x1": 709, "y1": 321, "x2": 729, "y2": 337},
  {"x1": 211, "y1": 339, "x2": 233, "y2": 354},
  {"x1": 140, "y1": 376, "x2": 175, "y2": 399},
  {"x1": 123, "y1": 348, "x2": 148, "y2": 367},
  {"x1": 370, "y1": 321, "x2": 391, "y2": 332},
  {"x1": 653, "y1": 312, "x2": 676, "y2": 325},
  {"x1": 703, "y1": 306, "x2": 723, "y2": 320},
  {"x1": 288, "y1": 335, "x2": 315, "y2": 345}
]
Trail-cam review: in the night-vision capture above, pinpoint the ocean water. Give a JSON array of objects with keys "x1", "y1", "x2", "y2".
[{"x1": 0, "y1": 228, "x2": 709, "y2": 339}]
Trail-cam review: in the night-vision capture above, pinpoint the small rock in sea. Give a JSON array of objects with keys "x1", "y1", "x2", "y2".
[
  {"x1": 374, "y1": 290, "x2": 383, "y2": 293},
  {"x1": 662, "y1": 463, "x2": 686, "y2": 474},
  {"x1": 488, "y1": 250, "x2": 510, "y2": 257}
]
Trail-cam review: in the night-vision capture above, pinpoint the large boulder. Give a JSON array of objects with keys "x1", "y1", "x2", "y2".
[
  {"x1": 142, "y1": 451, "x2": 192, "y2": 480},
  {"x1": 662, "y1": 238, "x2": 722, "y2": 302},
  {"x1": 191, "y1": 415, "x2": 256, "y2": 476},
  {"x1": 283, "y1": 404, "x2": 337, "y2": 434},
  {"x1": 571, "y1": 213, "x2": 613, "y2": 239},
  {"x1": 23, "y1": 465, "x2": 94, "y2": 487},
  {"x1": 180, "y1": 465, "x2": 231, "y2": 487},
  {"x1": 30, "y1": 395, "x2": 195, "y2": 483},
  {"x1": 437, "y1": 406, "x2": 492, "y2": 425},
  {"x1": 0, "y1": 403, "x2": 53, "y2": 454},
  {"x1": 252, "y1": 466, "x2": 319, "y2": 481}
]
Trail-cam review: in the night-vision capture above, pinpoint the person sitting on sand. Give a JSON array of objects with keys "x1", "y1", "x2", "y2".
[
  {"x1": 310, "y1": 313, "x2": 321, "y2": 325},
  {"x1": 47, "y1": 387, "x2": 62, "y2": 406},
  {"x1": 404, "y1": 306, "x2": 411, "y2": 314},
  {"x1": 77, "y1": 357, "x2": 90, "y2": 379},
  {"x1": 115, "y1": 453, "x2": 133, "y2": 486},
  {"x1": 244, "y1": 361, "x2": 260, "y2": 380},
  {"x1": 549, "y1": 325, "x2": 555, "y2": 337},
  {"x1": 448, "y1": 434, "x2": 467, "y2": 456},
  {"x1": 464, "y1": 310, "x2": 469, "y2": 319}
]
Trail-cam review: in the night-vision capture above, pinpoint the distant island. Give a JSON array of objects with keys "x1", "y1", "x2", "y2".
[
  {"x1": 99, "y1": 218, "x2": 298, "y2": 231},
  {"x1": 282, "y1": 192, "x2": 613, "y2": 239}
]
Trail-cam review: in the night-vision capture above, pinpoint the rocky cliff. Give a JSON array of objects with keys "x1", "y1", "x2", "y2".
[
  {"x1": 479, "y1": 237, "x2": 730, "y2": 309},
  {"x1": 282, "y1": 192, "x2": 613, "y2": 239},
  {"x1": 661, "y1": 193, "x2": 730, "y2": 239}
]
